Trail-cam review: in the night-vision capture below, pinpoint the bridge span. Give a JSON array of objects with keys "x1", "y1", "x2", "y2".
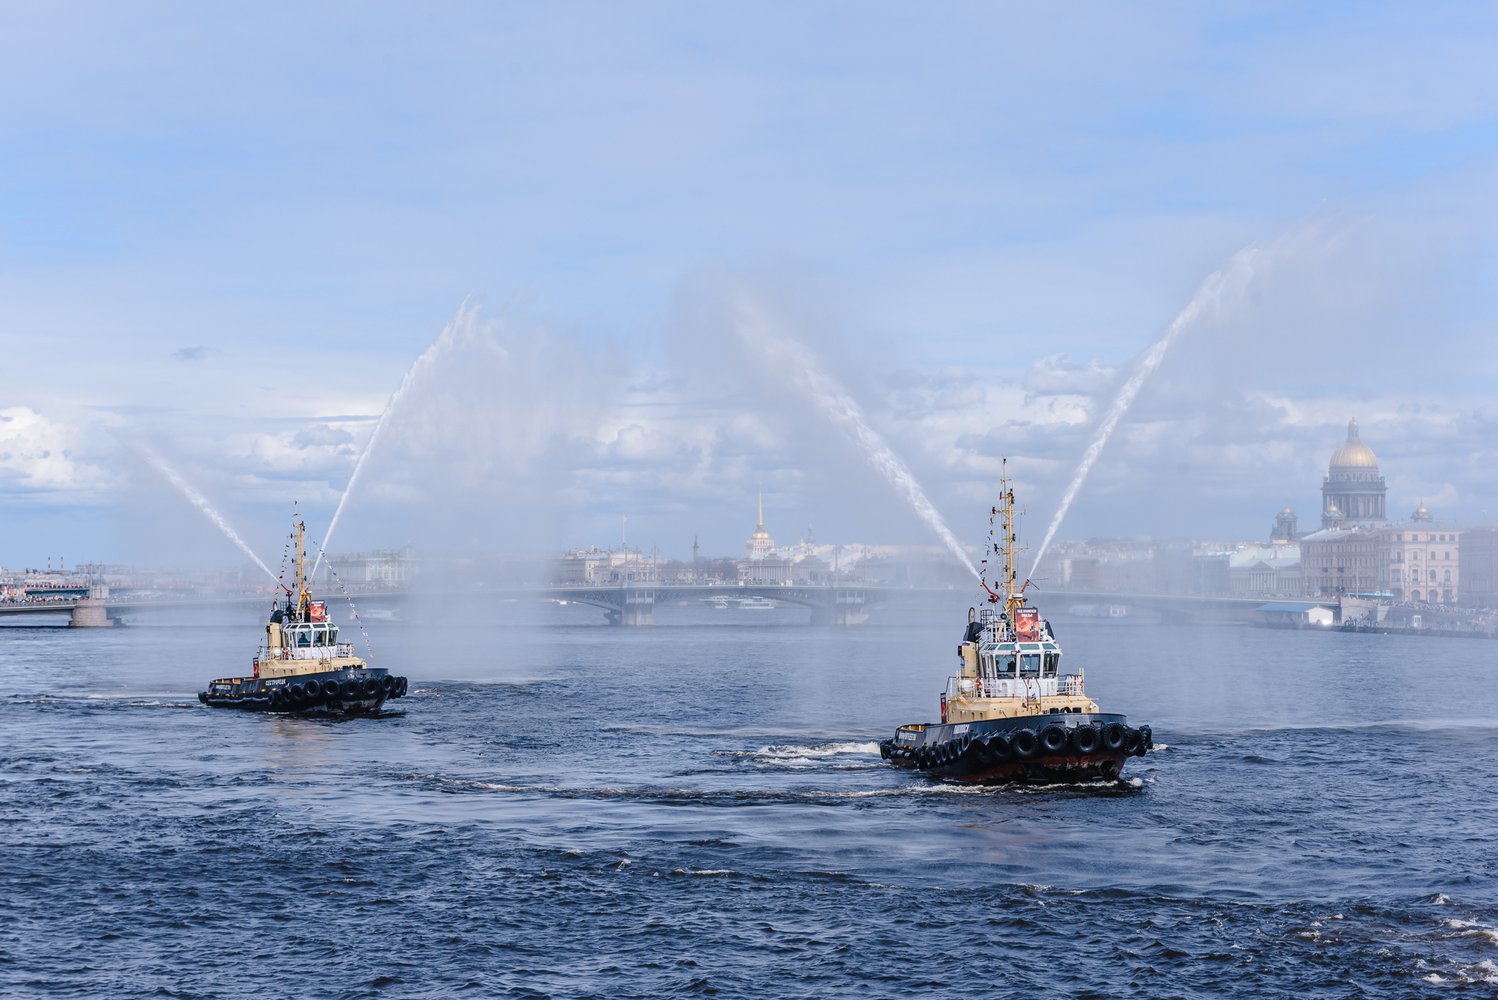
[{"x1": 0, "y1": 583, "x2": 1278, "y2": 630}]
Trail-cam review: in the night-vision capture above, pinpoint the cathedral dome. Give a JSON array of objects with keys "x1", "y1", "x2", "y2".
[{"x1": 1329, "y1": 419, "x2": 1378, "y2": 470}]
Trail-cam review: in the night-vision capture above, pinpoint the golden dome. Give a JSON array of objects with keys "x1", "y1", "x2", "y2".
[{"x1": 1329, "y1": 419, "x2": 1378, "y2": 469}]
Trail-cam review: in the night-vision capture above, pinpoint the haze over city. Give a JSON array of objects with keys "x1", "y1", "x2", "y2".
[{"x1": 3, "y1": 4, "x2": 1496, "y2": 572}]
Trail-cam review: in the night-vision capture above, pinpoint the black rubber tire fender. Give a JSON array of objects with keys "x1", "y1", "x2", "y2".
[
  {"x1": 1010, "y1": 729, "x2": 1038, "y2": 759},
  {"x1": 971, "y1": 736, "x2": 995, "y2": 766},
  {"x1": 380, "y1": 674, "x2": 394, "y2": 694},
  {"x1": 1102, "y1": 723, "x2": 1127, "y2": 752},
  {"x1": 986, "y1": 733, "x2": 1011, "y2": 761},
  {"x1": 1070, "y1": 724, "x2": 1100, "y2": 755},
  {"x1": 340, "y1": 679, "x2": 360, "y2": 699},
  {"x1": 1040, "y1": 725, "x2": 1068, "y2": 754}
]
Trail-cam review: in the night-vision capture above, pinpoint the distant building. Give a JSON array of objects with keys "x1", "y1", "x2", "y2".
[
  {"x1": 1299, "y1": 526, "x2": 1383, "y2": 598},
  {"x1": 1300, "y1": 507, "x2": 1460, "y2": 604},
  {"x1": 741, "y1": 495, "x2": 791, "y2": 584},
  {"x1": 320, "y1": 548, "x2": 415, "y2": 588},
  {"x1": 555, "y1": 545, "x2": 659, "y2": 585},
  {"x1": 1379, "y1": 508, "x2": 1460, "y2": 604},
  {"x1": 1460, "y1": 527, "x2": 1498, "y2": 609},
  {"x1": 1271, "y1": 505, "x2": 1300, "y2": 542},
  {"x1": 745, "y1": 493, "x2": 775, "y2": 561},
  {"x1": 1320, "y1": 419, "x2": 1387, "y2": 529},
  {"x1": 1228, "y1": 544, "x2": 1302, "y2": 597}
]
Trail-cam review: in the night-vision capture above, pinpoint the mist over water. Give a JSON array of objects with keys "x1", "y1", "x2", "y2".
[
  {"x1": 131, "y1": 444, "x2": 279, "y2": 585},
  {"x1": 733, "y1": 296, "x2": 980, "y2": 580},
  {"x1": 1028, "y1": 245, "x2": 1262, "y2": 579}
]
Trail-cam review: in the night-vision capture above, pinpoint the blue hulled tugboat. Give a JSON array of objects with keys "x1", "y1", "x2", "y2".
[
  {"x1": 198, "y1": 517, "x2": 409, "y2": 714},
  {"x1": 879, "y1": 467, "x2": 1152, "y2": 783}
]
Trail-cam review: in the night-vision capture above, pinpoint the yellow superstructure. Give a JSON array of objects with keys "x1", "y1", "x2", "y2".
[{"x1": 248, "y1": 516, "x2": 367, "y2": 681}]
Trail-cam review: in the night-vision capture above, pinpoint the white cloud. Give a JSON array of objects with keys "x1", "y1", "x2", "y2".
[{"x1": 0, "y1": 406, "x2": 106, "y2": 496}]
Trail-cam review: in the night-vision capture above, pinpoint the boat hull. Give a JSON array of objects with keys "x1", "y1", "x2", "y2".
[
  {"x1": 198, "y1": 667, "x2": 408, "y2": 716},
  {"x1": 879, "y1": 713, "x2": 1151, "y2": 785}
]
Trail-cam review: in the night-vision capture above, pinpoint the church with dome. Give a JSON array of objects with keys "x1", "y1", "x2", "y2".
[
  {"x1": 1294, "y1": 419, "x2": 1463, "y2": 604},
  {"x1": 1319, "y1": 419, "x2": 1387, "y2": 529}
]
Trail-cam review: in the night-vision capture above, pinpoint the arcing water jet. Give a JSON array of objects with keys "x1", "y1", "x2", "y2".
[
  {"x1": 733, "y1": 298, "x2": 980, "y2": 581},
  {"x1": 311, "y1": 301, "x2": 480, "y2": 578},
  {"x1": 1027, "y1": 245, "x2": 1262, "y2": 580},
  {"x1": 133, "y1": 445, "x2": 280, "y2": 585}
]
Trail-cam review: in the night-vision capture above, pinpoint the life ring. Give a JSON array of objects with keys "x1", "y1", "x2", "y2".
[
  {"x1": 1010, "y1": 729, "x2": 1038, "y2": 759},
  {"x1": 1070, "y1": 725, "x2": 1100, "y2": 755},
  {"x1": 1102, "y1": 723, "x2": 1126, "y2": 752},
  {"x1": 1040, "y1": 725, "x2": 1068, "y2": 754}
]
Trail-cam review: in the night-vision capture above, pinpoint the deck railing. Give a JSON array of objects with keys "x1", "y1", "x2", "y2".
[{"x1": 947, "y1": 673, "x2": 1086, "y2": 699}]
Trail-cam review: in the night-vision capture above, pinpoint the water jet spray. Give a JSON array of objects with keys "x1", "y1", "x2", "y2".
[
  {"x1": 312, "y1": 301, "x2": 481, "y2": 578},
  {"x1": 733, "y1": 297, "x2": 979, "y2": 581},
  {"x1": 1027, "y1": 245, "x2": 1262, "y2": 579},
  {"x1": 132, "y1": 444, "x2": 280, "y2": 586}
]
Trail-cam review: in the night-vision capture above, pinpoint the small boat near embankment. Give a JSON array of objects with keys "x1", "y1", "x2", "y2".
[
  {"x1": 878, "y1": 469, "x2": 1153, "y2": 784},
  {"x1": 198, "y1": 516, "x2": 409, "y2": 715}
]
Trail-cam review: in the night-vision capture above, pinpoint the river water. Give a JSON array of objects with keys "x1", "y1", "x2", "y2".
[{"x1": 3, "y1": 600, "x2": 1497, "y2": 998}]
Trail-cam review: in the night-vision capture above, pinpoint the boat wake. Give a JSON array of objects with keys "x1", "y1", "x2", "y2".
[{"x1": 400, "y1": 770, "x2": 1143, "y2": 805}]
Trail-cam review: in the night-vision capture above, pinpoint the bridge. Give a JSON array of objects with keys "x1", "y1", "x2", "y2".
[
  {"x1": 0, "y1": 582, "x2": 1288, "y2": 629},
  {"x1": 0, "y1": 582, "x2": 914, "y2": 628},
  {"x1": 541, "y1": 582, "x2": 897, "y2": 625}
]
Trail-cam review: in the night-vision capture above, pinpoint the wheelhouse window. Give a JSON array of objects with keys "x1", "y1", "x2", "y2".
[{"x1": 1019, "y1": 652, "x2": 1041, "y2": 678}]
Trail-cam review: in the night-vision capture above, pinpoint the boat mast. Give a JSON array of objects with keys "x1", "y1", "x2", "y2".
[
  {"x1": 294, "y1": 516, "x2": 311, "y2": 621},
  {"x1": 998, "y1": 460, "x2": 1026, "y2": 629}
]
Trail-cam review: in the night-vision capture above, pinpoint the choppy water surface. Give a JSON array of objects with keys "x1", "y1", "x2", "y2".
[{"x1": 4, "y1": 602, "x2": 1498, "y2": 997}]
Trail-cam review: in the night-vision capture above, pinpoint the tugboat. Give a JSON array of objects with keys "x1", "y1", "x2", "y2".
[
  {"x1": 879, "y1": 467, "x2": 1152, "y2": 783},
  {"x1": 198, "y1": 516, "x2": 409, "y2": 714}
]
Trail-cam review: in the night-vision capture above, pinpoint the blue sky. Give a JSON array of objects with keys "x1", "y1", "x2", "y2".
[{"x1": 2, "y1": 3, "x2": 1496, "y2": 568}]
